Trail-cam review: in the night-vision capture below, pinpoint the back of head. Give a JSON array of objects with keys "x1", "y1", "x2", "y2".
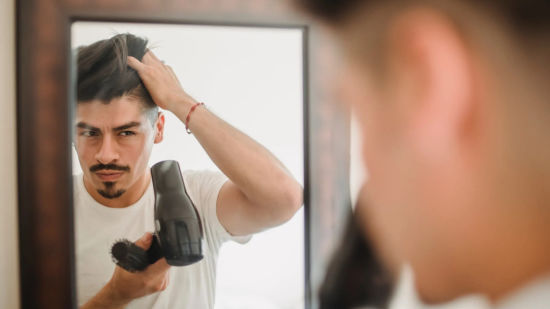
[
  {"x1": 77, "y1": 33, "x2": 157, "y2": 116},
  {"x1": 296, "y1": 0, "x2": 550, "y2": 30},
  {"x1": 296, "y1": 0, "x2": 550, "y2": 306},
  {"x1": 296, "y1": 0, "x2": 550, "y2": 78}
]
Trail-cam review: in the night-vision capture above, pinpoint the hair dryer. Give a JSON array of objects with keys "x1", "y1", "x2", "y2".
[{"x1": 110, "y1": 160, "x2": 204, "y2": 272}]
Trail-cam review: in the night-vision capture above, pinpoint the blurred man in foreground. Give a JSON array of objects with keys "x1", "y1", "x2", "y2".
[{"x1": 296, "y1": 1, "x2": 550, "y2": 308}]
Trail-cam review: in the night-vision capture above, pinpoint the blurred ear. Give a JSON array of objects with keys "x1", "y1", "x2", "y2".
[
  {"x1": 388, "y1": 8, "x2": 475, "y2": 159},
  {"x1": 154, "y1": 112, "x2": 165, "y2": 144}
]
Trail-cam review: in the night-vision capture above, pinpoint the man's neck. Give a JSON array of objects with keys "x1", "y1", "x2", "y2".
[
  {"x1": 83, "y1": 170, "x2": 151, "y2": 208},
  {"x1": 465, "y1": 208, "x2": 550, "y2": 303}
]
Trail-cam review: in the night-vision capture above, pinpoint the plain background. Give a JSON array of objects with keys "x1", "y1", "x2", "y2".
[
  {"x1": 71, "y1": 22, "x2": 305, "y2": 309},
  {"x1": 0, "y1": 0, "x2": 20, "y2": 308}
]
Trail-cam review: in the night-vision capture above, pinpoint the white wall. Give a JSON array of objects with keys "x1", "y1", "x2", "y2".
[{"x1": 0, "y1": 0, "x2": 20, "y2": 308}]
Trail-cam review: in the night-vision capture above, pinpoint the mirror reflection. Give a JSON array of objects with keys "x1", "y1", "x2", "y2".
[{"x1": 71, "y1": 22, "x2": 305, "y2": 309}]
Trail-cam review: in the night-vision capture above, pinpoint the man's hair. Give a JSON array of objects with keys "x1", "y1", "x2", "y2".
[
  {"x1": 296, "y1": 0, "x2": 550, "y2": 34},
  {"x1": 296, "y1": 0, "x2": 550, "y2": 104},
  {"x1": 319, "y1": 213, "x2": 393, "y2": 309},
  {"x1": 77, "y1": 33, "x2": 158, "y2": 123}
]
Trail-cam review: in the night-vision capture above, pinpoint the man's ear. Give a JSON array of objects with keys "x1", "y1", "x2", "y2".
[
  {"x1": 388, "y1": 8, "x2": 476, "y2": 159},
  {"x1": 154, "y1": 112, "x2": 165, "y2": 144}
]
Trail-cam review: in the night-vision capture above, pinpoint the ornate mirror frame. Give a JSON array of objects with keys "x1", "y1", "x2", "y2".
[{"x1": 17, "y1": 0, "x2": 351, "y2": 308}]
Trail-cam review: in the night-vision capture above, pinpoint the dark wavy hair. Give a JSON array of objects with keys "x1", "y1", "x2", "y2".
[
  {"x1": 76, "y1": 33, "x2": 158, "y2": 123},
  {"x1": 295, "y1": 0, "x2": 550, "y2": 33},
  {"x1": 319, "y1": 212, "x2": 393, "y2": 309}
]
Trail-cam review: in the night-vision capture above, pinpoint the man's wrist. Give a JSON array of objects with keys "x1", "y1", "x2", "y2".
[
  {"x1": 171, "y1": 96, "x2": 200, "y2": 121},
  {"x1": 99, "y1": 280, "x2": 131, "y2": 308},
  {"x1": 165, "y1": 93, "x2": 196, "y2": 114}
]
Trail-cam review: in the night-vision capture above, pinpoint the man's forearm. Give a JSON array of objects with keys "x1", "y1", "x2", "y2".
[
  {"x1": 81, "y1": 281, "x2": 129, "y2": 309},
  {"x1": 172, "y1": 101, "x2": 302, "y2": 213}
]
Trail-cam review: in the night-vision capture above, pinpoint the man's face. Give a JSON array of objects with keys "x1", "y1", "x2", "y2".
[{"x1": 75, "y1": 96, "x2": 160, "y2": 200}]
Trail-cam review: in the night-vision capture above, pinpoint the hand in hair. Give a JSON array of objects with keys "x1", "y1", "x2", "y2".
[{"x1": 127, "y1": 51, "x2": 197, "y2": 113}]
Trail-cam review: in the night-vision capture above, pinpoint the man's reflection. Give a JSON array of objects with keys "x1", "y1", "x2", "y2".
[{"x1": 74, "y1": 33, "x2": 303, "y2": 309}]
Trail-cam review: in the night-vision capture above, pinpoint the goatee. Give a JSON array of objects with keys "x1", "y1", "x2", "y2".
[{"x1": 97, "y1": 181, "x2": 126, "y2": 199}]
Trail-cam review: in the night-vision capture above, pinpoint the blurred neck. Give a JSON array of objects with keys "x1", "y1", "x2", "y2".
[{"x1": 467, "y1": 144, "x2": 550, "y2": 302}]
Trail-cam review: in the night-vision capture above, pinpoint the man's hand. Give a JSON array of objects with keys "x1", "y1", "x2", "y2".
[
  {"x1": 127, "y1": 51, "x2": 196, "y2": 113},
  {"x1": 81, "y1": 233, "x2": 171, "y2": 309}
]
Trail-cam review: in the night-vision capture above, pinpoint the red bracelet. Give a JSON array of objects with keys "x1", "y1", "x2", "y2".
[{"x1": 185, "y1": 102, "x2": 204, "y2": 134}]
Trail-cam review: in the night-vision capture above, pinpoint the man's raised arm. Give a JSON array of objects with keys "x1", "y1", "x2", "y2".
[{"x1": 128, "y1": 52, "x2": 303, "y2": 236}]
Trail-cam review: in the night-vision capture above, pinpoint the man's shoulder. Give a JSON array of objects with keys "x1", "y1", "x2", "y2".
[
  {"x1": 72, "y1": 173, "x2": 84, "y2": 193},
  {"x1": 179, "y1": 169, "x2": 226, "y2": 215},
  {"x1": 181, "y1": 169, "x2": 227, "y2": 190},
  {"x1": 181, "y1": 169, "x2": 223, "y2": 178}
]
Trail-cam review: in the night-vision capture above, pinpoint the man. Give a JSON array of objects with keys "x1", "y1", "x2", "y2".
[
  {"x1": 74, "y1": 33, "x2": 303, "y2": 308},
  {"x1": 296, "y1": 0, "x2": 550, "y2": 308}
]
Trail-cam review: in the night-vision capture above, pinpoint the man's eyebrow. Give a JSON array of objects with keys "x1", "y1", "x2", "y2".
[
  {"x1": 113, "y1": 122, "x2": 141, "y2": 131},
  {"x1": 76, "y1": 122, "x2": 99, "y2": 131}
]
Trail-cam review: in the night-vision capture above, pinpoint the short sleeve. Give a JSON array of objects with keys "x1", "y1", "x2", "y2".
[{"x1": 181, "y1": 170, "x2": 251, "y2": 249}]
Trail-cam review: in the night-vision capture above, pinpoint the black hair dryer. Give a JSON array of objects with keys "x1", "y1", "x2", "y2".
[{"x1": 111, "y1": 160, "x2": 204, "y2": 272}]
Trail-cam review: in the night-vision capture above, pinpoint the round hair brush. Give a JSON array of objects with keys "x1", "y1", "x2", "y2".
[{"x1": 111, "y1": 234, "x2": 163, "y2": 272}]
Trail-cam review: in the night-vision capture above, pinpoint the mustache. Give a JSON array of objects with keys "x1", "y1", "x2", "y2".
[{"x1": 89, "y1": 163, "x2": 130, "y2": 173}]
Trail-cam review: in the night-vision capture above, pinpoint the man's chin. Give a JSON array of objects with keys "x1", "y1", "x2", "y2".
[
  {"x1": 97, "y1": 189, "x2": 126, "y2": 199},
  {"x1": 97, "y1": 182, "x2": 126, "y2": 199}
]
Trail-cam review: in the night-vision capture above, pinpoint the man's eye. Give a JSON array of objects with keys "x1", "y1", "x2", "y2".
[
  {"x1": 81, "y1": 131, "x2": 98, "y2": 137},
  {"x1": 119, "y1": 131, "x2": 136, "y2": 136}
]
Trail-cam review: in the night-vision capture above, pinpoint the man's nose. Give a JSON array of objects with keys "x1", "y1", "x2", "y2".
[{"x1": 95, "y1": 134, "x2": 120, "y2": 164}]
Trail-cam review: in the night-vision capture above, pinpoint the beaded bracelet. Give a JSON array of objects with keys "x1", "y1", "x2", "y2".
[{"x1": 185, "y1": 102, "x2": 205, "y2": 134}]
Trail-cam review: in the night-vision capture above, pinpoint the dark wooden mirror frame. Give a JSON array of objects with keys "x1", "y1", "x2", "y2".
[{"x1": 17, "y1": 0, "x2": 351, "y2": 308}]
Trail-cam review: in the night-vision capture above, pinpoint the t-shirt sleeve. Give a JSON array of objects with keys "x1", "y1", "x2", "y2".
[{"x1": 181, "y1": 170, "x2": 251, "y2": 249}]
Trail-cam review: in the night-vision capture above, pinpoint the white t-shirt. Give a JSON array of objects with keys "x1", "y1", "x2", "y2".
[
  {"x1": 388, "y1": 266, "x2": 550, "y2": 309},
  {"x1": 74, "y1": 170, "x2": 251, "y2": 308},
  {"x1": 495, "y1": 275, "x2": 550, "y2": 309}
]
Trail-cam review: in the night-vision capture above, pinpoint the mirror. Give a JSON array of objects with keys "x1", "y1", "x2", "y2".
[{"x1": 71, "y1": 22, "x2": 304, "y2": 308}]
